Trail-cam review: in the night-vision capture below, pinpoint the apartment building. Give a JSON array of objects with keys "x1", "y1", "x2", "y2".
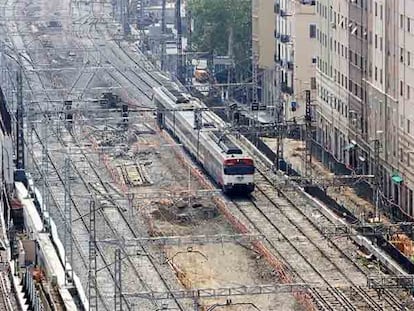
[
  {"x1": 252, "y1": 0, "x2": 277, "y2": 108},
  {"x1": 397, "y1": 0, "x2": 414, "y2": 216},
  {"x1": 275, "y1": 0, "x2": 318, "y2": 121},
  {"x1": 315, "y1": 0, "x2": 414, "y2": 219}
]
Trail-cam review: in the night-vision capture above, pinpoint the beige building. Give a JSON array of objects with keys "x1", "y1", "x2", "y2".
[
  {"x1": 252, "y1": 0, "x2": 277, "y2": 108},
  {"x1": 252, "y1": 0, "x2": 414, "y2": 218},
  {"x1": 275, "y1": 0, "x2": 318, "y2": 121}
]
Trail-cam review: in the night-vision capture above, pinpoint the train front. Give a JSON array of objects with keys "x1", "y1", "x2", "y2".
[{"x1": 222, "y1": 157, "x2": 255, "y2": 194}]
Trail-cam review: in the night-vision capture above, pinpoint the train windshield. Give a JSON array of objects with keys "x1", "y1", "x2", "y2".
[
  {"x1": 223, "y1": 158, "x2": 255, "y2": 175},
  {"x1": 224, "y1": 165, "x2": 255, "y2": 175}
]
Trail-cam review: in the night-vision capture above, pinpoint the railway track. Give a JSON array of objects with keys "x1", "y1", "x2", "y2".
[
  {"x1": 6, "y1": 1, "x2": 190, "y2": 309},
  {"x1": 0, "y1": 271, "x2": 13, "y2": 311},
  {"x1": 72, "y1": 16, "x2": 159, "y2": 105},
  {"x1": 255, "y1": 167, "x2": 407, "y2": 309},
  {"x1": 4, "y1": 0, "x2": 410, "y2": 310},
  {"x1": 66, "y1": 128, "x2": 187, "y2": 311},
  {"x1": 230, "y1": 157, "x2": 405, "y2": 310},
  {"x1": 5, "y1": 5, "x2": 144, "y2": 309}
]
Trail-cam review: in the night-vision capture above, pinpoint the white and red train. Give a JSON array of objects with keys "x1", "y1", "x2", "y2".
[{"x1": 153, "y1": 82, "x2": 255, "y2": 193}]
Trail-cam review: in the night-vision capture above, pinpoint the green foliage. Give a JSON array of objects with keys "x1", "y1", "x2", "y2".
[{"x1": 188, "y1": 0, "x2": 251, "y2": 80}]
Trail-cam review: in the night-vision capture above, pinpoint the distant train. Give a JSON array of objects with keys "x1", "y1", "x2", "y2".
[{"x1": 153, "y1": 82, "x2": 255, "y2": 193}]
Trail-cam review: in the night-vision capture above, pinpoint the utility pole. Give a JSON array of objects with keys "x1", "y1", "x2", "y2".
[
  {"x1": 161, "y1": 0, "x2": 166, "y2": 71},
  {"x1": 64, "y1": 156, "x2": 73, "y2": 285},
  {"x1": 120, "y1": 0, "x2": 129, "y2": 36},
  {"x1": 176, "y1": 0, "x2": 184, "y2": 83},
  {"x1": 304, "y1": 90, "x2": 312, "y2": 178},
  {"x1": 114, "y1": 248, "x2": 122, "y2": 311},
  {"x1": 251, "y1": 58, "x2": 259, "y2": 119},
  {"x1": 194, "y1": 109, "x2": 202, "y2": 159},
  {"x1": 88, "y1": 200, "x2": 98, "y2": 311},
  {"x1": 274, "y1": 64, "x2": 285, "y2": 171},
  {"x1": 226, "y1": 27, "x2": 234, "y2": 101},
  {"x1": 250, "y1": 2, "x2": 259, "y2": 129},
  {"x1": 373, "y1": 138, "x2": 381, "y2": 221},
  {"x1": 186, "y1": 6, "x2": 193, "y2": 86},
  {"x1": 41, "y1": 116, "x2": 50, "y2": 230},
  {"x1": 275, "y1": 123, "x2": 285, "y2": 171},
  {"x1": 16, "y1": 69, "x2": 24, "y2": 170}
]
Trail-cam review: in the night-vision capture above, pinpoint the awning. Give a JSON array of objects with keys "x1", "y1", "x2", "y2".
[{"x1": 391, "y1": 174, "x2": 403, "y2": 184}]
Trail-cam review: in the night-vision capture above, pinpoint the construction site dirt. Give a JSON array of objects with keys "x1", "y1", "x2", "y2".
[
  {"x1": 112, "y1": 123, "x2": 299, "y2": 310},
  {"x1": 148, "y1": 198, "x2": 298, "y2": 310}
]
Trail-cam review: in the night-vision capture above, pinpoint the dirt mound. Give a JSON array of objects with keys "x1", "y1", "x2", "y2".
[{"x1": 151, "y1": 197, "x2": 219, "y2": 226}]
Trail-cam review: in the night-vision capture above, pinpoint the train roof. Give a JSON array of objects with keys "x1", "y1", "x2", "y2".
[
  {"x1": 210, "y1": 131, "x2": 243, "y2": 155},
  {"x1": 153, "y1": 85, "x2": 250, "y2": 160}
]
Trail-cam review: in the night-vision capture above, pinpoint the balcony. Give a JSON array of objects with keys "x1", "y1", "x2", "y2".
[
  {"x1": 300, "y1": 0, "x2": 316, "y2": 4},
  {"x1": 281, "y1": 83, "x2": 293, "y2": 95},
  {"x1": 280, "y1": 9, "x2": 292, "y2": 17},
  {"x1": 274, "y1": 3, "x2": 280, "y2": 14},
  {"x1": 280, "y1": 34, "x2": 291, "y2": 43}
]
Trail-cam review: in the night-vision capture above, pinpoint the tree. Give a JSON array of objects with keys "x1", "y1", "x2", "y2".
[{"x1": 188, "y1": 0, "x2": 251, "y2": 82}]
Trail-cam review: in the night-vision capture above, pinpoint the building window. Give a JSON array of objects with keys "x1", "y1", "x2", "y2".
[
  {"x1": 309, "y1": 24, "x2": 316, "y2": 38},
  {"x1": 401, "y1": 80, "x2": 404, "y2": 96},
  {"x1": 375, "y1": 34, "x2": 378, "y2": 48},
  {"x1": 375, "y1": 67, "x2": 378, "y2": 81},
  {"x1": 310, "y1": 77, "x2": 317, "y2": 90},
  {"x1": 408, "y1": 119, "x2": 411, "y2": 134},
  {"x1": 408, "y1": 51, "x2": 411, "y2": 66},
  {"x1": 401, "y1": 48, "x2": 405, "y2": 63},
  {"x1": 380, "y1": 37, "x2": 383, "y2": 51},
  {"x1": 408, "y1": 17, "x2": 411, "y2": 32},
  {"x1": 401, "y1": 14, "x2": 404, "y2": 29},
  {"x1": 375, "y1": 2, "x2": 377, "y2": 16},
  {"x1": 408, "y1": 85, "x2": 411, "y2": 99}
]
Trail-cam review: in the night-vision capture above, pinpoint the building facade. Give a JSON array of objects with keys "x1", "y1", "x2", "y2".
[
  {"x1": 315, "y1": 0, "x2": 414, "y2": 219},
  {"x1": 275, "y1": 0, "x2": 318, "y2": 121},
  {"x1": 252, "y1": 0, "x2": 277, "y2": 108},
  {"x1": 397, "y1": 0, "x2": 414, "y2": 216}
]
